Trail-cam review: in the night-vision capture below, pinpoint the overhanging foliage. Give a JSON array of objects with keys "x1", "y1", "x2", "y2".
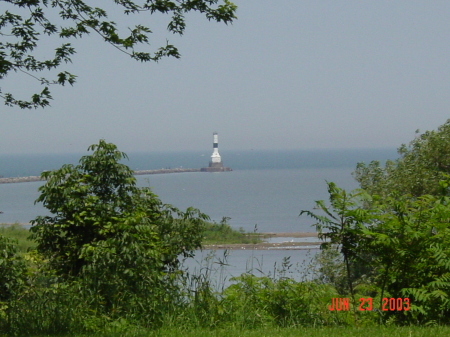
[{"x1": 0, "y1": 0, "x2": 237, "y2": 108}]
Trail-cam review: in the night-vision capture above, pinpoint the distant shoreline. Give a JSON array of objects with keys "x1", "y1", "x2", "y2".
[
  {"x1": 0, "y1": 168, "x2": 206, "y2": 184},
  {"x1": 0, "y1": 223, "x2": 321, "y2": 250},
  {"x1": 203, "y1": 232, "x2": 321, "y2": 250},
  {"x1": 202, "y1": 242, "x2": 321, "y2": 250}
]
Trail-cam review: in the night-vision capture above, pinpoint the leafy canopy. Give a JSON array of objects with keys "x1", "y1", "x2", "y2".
[
  {"x1": 363, "y1": 191, "x2": 450, "y2": 323},
  {"x1": 30, "y1": 140, "x2": 208, "y2": 280},
  {"x1": 303, "y1": 180, "x2": 450, "y2": 324},
  {"x1": 301, "y1": 182, "x2": 372, "y2": 301},
  {"x1": 0, "y1": 0, "x2": 237, "y2": 108},
  {"x1": 353, "y1": 119, "x2": 450, "y2": 198}
]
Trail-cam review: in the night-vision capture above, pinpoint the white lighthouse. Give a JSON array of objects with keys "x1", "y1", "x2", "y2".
[
  {"x1": 201, "y1": 132, "x2": 231, "y2": 172},
  {"x1": 209, "y1": 132, "x2": 223, "y2": 167}
]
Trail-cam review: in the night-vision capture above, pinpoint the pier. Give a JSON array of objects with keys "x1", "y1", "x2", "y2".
[
  {"x1": 0, "y1": 168, "x2": 209, "y2": 184},
  {"x1": 1, "y1": 133, "x2": 234, "y2": 184}
]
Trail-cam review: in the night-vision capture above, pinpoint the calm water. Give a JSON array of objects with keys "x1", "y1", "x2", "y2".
[
  {"x1": 0, "y1": 148, "x2": 395, "y2": 178},
  {"x1": 0, "y1": 148, "x2": 397, "y2": 231},
  {"x1": 136, "y1": 167, "x2": 357, "y2": 232},
  {"x1": 0, "y1": 148, "x2": 397, "y2": 279},
  {"x1": 182, "y1": 249, "x2": 317, "y2": 288}
]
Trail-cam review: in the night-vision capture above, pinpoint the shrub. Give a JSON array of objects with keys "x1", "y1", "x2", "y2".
[
  {"x1": 221, "y1": 275, "x2": 350, "y2": 328},
  {"x1": 28, "y1": 140, "x2": 208, "y2": 325},
  {"x1": 0, "y1": 235, "x2": 26, "y2": 302}
]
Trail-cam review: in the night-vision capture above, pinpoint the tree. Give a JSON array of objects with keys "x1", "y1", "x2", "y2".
[
  {"x1": 353, "y1": 120, "x2": 450, "y2": 198},
  {"x1": 303, "y1": 180, "x2": 450, "y2": 324},
  {"x1": 29, "y1": 140, "x2": 208, "y2": 320},
  {"x1": 300, "y1": 182, "x2": 372, "y2": 303},
  {"x1": 30, "y1": 139, "x2": 208, "y2": 277},
  {"x1": 361, "y1": 190, "x2": 450, "y2": 324},
  {"x1": 1, "y1": 0, "x2": 237, "y2": 109}
]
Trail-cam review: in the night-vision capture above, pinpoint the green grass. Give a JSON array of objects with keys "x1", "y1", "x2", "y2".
[
  {"x1": 2, "y1": 222, "x2": 449, "y2": 337},
  {"x1": 2, "y1": 223, "x2": 450, "y2": 336},
  {"x1": 202, "y1": 221, "x2": 263, "y2": 245},
  {"x1": 0, "y1": 223, "x2": 35, "y2": 253},
  {"x1": 135, "y1": 326, "x2": 450, "y2": 337},
  {"x1": 0, "y1": 221, "x2": 262, "y2": 248},
  {"x1": 18, "y1": 326, "x2": 450, "y2": 337}
]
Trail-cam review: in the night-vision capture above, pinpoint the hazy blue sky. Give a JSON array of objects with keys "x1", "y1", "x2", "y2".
[{"x1": 2, "y1": 1, "x2": 450, "y2": 154}]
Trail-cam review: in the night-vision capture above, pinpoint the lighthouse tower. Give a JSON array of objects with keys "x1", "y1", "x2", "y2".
[
  {"x1": 201, "y1": 132, "x2": 231, "y2": 172},
  {"x1": 209, "y1": 132, "x2": 224, "y2": 168}
]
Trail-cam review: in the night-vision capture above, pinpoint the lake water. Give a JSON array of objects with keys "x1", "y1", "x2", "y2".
[
  {"x1": 182, "y1": 248, "x2": 318, "y2": 288},
  {"x1": 0, "y1": 148, "x2": 397, "y2": 280}
]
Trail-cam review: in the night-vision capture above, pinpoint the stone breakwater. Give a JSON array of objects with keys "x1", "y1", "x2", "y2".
[
  {"x1": 0, "y1": 176, "x2": 43, "y2": 184},
  {"x1": 133, "y1": 168, "x2": 201, "y2": 175},
  {"x1": 0, "y1": 168, "x2": 206, "y2": 184}
]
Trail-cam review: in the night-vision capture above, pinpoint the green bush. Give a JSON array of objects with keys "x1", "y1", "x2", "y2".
[
  {"x1": 0, "y1": 224, "x2": 35, "y2": 254},
  {"x1": 309, "y1": 248, "x2": 347, "y2": 295},
  {"x1": 353, "y1": 119, "x2": 450, "y2": 198},
  {"x1": 202, "y1": 217, "x2": 262, "y2": 244},
  {"x1": 26, "y1": 140, "x2": 208, "y2": 327},
  {"x1": 221, "y1": 275, "x2": 351, "y2": 328},
  {"x1": 0, "y1": 235, "x2": 26, "y2": 302},
  {"x1": 5, "y1": 281, "x2": 99, "y2": 335},
  {"x1": 302, "y1": 180, "x2": 450, "y2": 325}
]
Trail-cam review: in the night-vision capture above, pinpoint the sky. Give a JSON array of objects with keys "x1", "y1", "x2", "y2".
[{"x1": 2, "y1": 1, "x2": 450, "y2": 154}]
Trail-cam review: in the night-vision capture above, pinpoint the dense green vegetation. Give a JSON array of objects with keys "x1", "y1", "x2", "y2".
[
  {"x1": 299, "y1": 120, "x2": 450, "y2": 326},
  {"x1": 302, "y1": 181, "x2": 450, "y2": 325},
  {"x1": 0, "y1": 220, "x2": 261, "y2": 252},
  {"x1": 353, "y1": 120, "x2": 450, "y2": 198},
  {"x1": 2, "y1": 326, "x2": 450, "y2": 337},
  {"x1": 91, "y1": 326, "x2": 450, "y2": 337},
  {"x1": 202, "y1": 217, "x2": 262, "y2": 245},
  {"x1": 0, "y1": 223, "x2": 35, "y2": 254},
  {"x1": 2, "y1": 125, "x2": 450, "y2": 336}
]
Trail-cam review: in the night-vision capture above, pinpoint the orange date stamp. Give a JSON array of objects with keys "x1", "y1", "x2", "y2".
[{"x1": 328, "y1": 297, "x2": 410, "y2": 311}]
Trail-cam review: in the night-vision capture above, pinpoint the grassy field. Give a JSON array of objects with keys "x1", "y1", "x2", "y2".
[
  {"x1": 0, "y1": 223, "x2": 35, "y2": 253},
  {"x1": 0, "y1": 222, "x2": 262, "y2": 248},
  {"x1": 25, "y1": 326, "x2": 450, "y2": 337},
  {"x1": 135, "y1": 326, "x2": 450, "y2": 337},
  {"x1": 202, "y1": 221, "x2": 262, "y2": 245}
]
